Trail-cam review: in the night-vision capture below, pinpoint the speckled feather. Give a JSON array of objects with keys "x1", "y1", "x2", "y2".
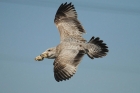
[
  {"x1": 54, "y1": 2, "x2": 86, "y2": 42},
  {"x1": 35, "y1": 2, "x2": 109, "y2": 82}
]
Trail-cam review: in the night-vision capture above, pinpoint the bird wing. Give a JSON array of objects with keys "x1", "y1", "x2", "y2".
[
  {"x1": 54, "y1": 2, "x2": 86, "y2": 41},
  {"x1": 53, "y1": 49, "x2": 85, "y2": 82}
]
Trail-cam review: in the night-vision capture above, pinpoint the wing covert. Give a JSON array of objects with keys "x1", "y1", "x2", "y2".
[{"x1": 54, "y1": 2, "x2": 86, "y2": 42}]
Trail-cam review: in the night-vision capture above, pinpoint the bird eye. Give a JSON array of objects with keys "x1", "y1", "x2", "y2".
[{"x1": 48, "y1": 49, "x2": 51, "y2": 51}]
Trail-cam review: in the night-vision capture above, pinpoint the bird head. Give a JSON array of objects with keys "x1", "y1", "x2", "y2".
[{"x1": 40, "y1": 47, "x2": 57, "y2": 59}]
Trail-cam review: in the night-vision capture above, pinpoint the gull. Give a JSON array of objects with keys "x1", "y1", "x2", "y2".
[{"x1": 35, "y1": 2, "x2": 109, "y2": 82}]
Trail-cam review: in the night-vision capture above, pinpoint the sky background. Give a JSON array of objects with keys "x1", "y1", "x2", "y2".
[{"x1": 0, "y1": 0, "x2": 140, "y2": 93}]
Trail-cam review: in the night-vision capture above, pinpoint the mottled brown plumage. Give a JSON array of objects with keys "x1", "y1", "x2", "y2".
[
  {"x1": 35, "y1": 2, "x2": 109, "y2": 82},
  {"x1": 54, "y1": 2, "x2": 86, "y2": 42}
]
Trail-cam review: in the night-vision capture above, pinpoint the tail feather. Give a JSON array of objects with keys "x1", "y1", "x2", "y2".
[{"x1": 87, "y1": 36, "x2": 109, "y2": 59}]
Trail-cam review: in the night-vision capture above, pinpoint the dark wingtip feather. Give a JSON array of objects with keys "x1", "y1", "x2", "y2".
[
  {"x1": 54, "y1": 73, "x2": 74, "y2": 82},
  {"x1": 54, "y1": 62, "x2": 76, "y2": 82},
  {"x1": 54, "y1": 2, "x2": 77, "y2": 23}
]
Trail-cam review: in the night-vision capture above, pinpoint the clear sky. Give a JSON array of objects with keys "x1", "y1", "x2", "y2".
[{"x1": 0, "y1": 0, "x2": 140, "y2": 93}]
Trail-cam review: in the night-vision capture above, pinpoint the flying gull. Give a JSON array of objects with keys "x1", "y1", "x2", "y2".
[{"x1": 35, "y1": 2, "x2": 109, "y2": 82}]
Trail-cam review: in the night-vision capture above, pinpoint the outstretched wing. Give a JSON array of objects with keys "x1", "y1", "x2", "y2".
[
  {"x1": 54, "y1": 2, "x2": 86, "y2": 41},
  {"x1": 53, "y1": 49, "x2": 85, "y2": 82}
]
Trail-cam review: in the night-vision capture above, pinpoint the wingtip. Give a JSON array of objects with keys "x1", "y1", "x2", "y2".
[{"x1": 55, "y1": 2, "x2": 77, "y2": 20}]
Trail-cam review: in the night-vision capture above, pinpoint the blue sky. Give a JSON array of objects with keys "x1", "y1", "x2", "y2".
[{"x1": 0, "y1": 0, "x2": 140, "y2": 93}]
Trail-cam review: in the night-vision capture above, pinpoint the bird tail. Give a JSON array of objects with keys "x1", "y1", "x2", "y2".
[{"x1": 86, "y1": 36, "x2": 109, "y2": 59}]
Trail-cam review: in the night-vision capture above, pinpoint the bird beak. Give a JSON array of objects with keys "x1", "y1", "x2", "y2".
[
  {"x1": 40, "y1": 53, "x2": 48, "y2": 58},
  {"x1": 35, "y1": 55, "x2": 44, "y2": 61}
]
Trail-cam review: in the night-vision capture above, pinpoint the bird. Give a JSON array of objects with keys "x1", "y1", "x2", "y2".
[{"x1": 35, "y1": 2, "x2": 109, "y2": 82}]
